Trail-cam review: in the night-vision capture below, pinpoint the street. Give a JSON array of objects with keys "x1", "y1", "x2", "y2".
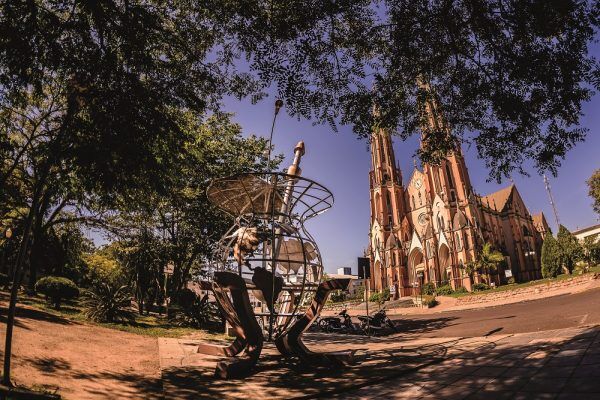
[{"x1": 393, "y1": 287, "x2": 600, "y2": 338}]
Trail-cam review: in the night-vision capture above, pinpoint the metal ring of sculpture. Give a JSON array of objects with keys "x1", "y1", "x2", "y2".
[{"x1": 199, "y1": 142, "x2": 355, "y2": 378}]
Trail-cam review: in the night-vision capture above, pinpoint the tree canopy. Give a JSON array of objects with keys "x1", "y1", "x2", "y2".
[
  {"x1": 541, "y1": 233, "x2": 561, "y2": 278},
  {"x1": 1, "y1": 0, "x2": 599, "y2": 181},
  {"x1": 587, "y1": 169, "x2": 600, "y2": 215},
  {"x1": 556, "y1": 225, "x2": 583, "y2": 274}
]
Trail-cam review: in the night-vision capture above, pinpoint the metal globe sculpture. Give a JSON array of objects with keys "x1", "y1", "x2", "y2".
[{"x1": 200, "y1": 141, "x2": 353, "y2": 378}]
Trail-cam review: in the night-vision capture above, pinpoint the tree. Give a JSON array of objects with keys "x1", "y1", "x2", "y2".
[
  {"x1": 463, "y1": 261, "x2": 477, "y2": 284},
  {"x1": 108, "y1": 113, "x2": 276, "y2": 310},
  {"x1": 541, "y1": 234, "x2": 561, "y2": 278},
  {"x1": 556, "y1": 225, "x2": 583, "y2": 274},
  {"x1": 587, "y1": 169, "x2": 600, "y2": 215},
  {"x1": 582, "y1": 234, "x2": 600, "y2": 267},
  {"x1": 1, "y1": 1, "x2": 598, "y2": 182},
  {"x1": 475, "y1": 243, "x2": 504, "y2": 284}
]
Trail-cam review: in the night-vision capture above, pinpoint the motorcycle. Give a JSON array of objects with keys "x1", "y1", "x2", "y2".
[
  {"x1": 357, "y1": 309, "x2": 398, "y2": 335},
  {"x1": 338, "y1": 309, "x2": 360, "y2": 334}
]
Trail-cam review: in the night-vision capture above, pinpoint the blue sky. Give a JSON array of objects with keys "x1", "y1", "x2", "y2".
[{"x1": 223, "y1": 62, "x2": 600, "y2": 275}]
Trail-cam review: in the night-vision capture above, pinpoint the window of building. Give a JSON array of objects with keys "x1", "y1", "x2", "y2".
[
  {"x1": 455, "y1": 232, "x2": 462, "y2": 251},
  {"x1": 411, "y1": 195, "x2": 416, "y2": 209},
  {"x1": 464, "y1": 234, "x2": 470, "y2": 250},
  {"x1": 426, "y1": 241, "x2": 431, "y2": 258},
  {"x1": 418, "y1": 191, "x2": 422, "y2": 205},
  {"x1": 433, "y1": 169, "x2": 441, "y2": 193},
  {"x1": 446, "y1": 164, "x2": 454, "y2": 189},
  {"x1": 450, "y1": 190, "x2": 456, "y2": 202}
]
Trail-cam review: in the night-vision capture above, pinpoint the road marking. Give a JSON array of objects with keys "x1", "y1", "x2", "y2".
[{"x1": 580, "y1": 314, "x2": 589, "y2": 324}]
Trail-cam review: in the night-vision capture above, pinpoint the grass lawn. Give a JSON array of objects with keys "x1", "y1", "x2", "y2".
[
  {"x1": 15, "y1": 291, "x2": 228, "y2": 340},
  {"x1": 447, "y1": 265, "x2": 600, "y2": 299}
]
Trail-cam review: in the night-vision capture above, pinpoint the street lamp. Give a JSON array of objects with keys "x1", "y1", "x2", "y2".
[{"x1": 5, "y1": 228, "x2": 12, "y2": 239}]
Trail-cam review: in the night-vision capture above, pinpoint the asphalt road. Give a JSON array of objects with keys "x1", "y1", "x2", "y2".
[{"x1": 392, "y1": 287, "x2": 600, "y2": 338}]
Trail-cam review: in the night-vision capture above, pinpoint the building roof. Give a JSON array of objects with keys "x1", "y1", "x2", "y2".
[
  {"x1": 532, "y1": 212, "x2": 549, "y2": 230},
  {"x1": 327, "y1": 273, "x2": 360, "y2": 280},
  {"x1": 481, "y1": 184, "x2": 514, "y2": 212},
  {"x1": 572, "y1": 223, "x2": 600, "y2": 236}
]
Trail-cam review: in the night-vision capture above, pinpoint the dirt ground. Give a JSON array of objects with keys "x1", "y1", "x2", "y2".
[{"x1": 0, "y1": 293, "x2": 162, "y2": 400}]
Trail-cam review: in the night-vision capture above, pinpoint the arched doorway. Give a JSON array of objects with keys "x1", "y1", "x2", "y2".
[
  {"x1": 438, "y1": 244, "x2": 451, "y2": 286},
  {"x1": 408, "y1": 248, "x2": 425, "y2": 288}
]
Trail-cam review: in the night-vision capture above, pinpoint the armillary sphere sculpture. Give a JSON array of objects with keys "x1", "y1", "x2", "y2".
[{"x1": 200, "y1": 141, "x2": 355, "y2": 378}]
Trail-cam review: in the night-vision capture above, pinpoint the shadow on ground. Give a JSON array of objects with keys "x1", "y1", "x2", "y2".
[{"x1": 161, "y1": 325, "x2": 600, "y2": 399}]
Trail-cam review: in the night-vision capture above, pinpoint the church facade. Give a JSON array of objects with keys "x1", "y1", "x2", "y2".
[{"x1": 368, "y1": 101, "x2": 546, "y2": 295}]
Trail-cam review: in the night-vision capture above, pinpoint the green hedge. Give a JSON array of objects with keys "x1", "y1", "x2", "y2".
[
  {"x1": 472, "y1": 282, "x2": 490, "y2": 292},
  {"x1": 422, "y1": 282, "x2": 435, "y2": 295},
  {"x1": 35, "y1": 276, "x2": 79, "y2": 309},
  {"x1": 435, "y1": 284, "x2": 454, "y2": 295}
]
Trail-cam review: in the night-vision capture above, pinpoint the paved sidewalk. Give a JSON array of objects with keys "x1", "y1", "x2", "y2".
[{"x1": 158, "y1": 325, "x2": 600, "y2": 399}]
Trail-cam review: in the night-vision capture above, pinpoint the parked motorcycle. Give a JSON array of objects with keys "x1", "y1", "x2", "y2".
[
  {"x1": 338, "y1": 309, "x2": 360, "y2": 334},
  {"x1": 357, "y1": 309, "x2": 398, "y2": 335},
  {"x1": 318, "y1": 314, "x2": 344, "y2": 332}
]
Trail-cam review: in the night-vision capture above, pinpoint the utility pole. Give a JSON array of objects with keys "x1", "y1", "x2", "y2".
[{"x1": 543, "y1": 175, "x2": 560, "y2": 229}]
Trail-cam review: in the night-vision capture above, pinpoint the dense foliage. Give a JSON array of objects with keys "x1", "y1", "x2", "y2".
[
  {"x1": 472, "y1": 283, "x2": 491, "y2": 292},
  {"x1": 588, "y1": 169, "x2": 600, "y2": 215},
  {"x1": 35, "y1": 276, "x2": 79, "y2": 309},
  {"x1": 0, "y1": 1, "x2": 598, "y2": 183},
  {"x1": 556, "y1": 225, "x2": 583, "y2": 274},
  {"x1": 541, "y1": 233, "x2": 561, "y2": 278},
  {"x1": 582, "y1": 234, "x2": 600, "y2": 266},
  {"x1": 476, "y1": 243, "x2": 505, "y2": 284},
  {"x1": 435, "y1": 285, "x2": 454, "y2": 296},
  {"x1": 83, "y1": 283, "x2": 135, "y2": 323}
]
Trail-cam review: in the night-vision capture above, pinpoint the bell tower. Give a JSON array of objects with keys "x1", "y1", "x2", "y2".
[
  {"x1": 369, "y1": 120, "x2": 408, "y2": 295},
  {"x1": 419, "y1": 86, "x2": 474, "y2": 204}
]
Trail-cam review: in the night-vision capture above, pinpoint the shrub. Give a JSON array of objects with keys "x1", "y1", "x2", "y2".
[
  {"x1": 369, "y1": 287, "x2": 390, "y2": 304},
  {"x1": 422, "y1": 282, "x2": 435, "y2": 295},
  {"x1": 177, "y1": 288, "x2": 197, "y2": 309},
  {"x1": 435, "y1": 285, "x2": 454, "y2": 295},
  {"x1": 171, "y1": 293, "x2": 221, "y2": 329},
  {"x1": 422, "y1": 295, "x2": 438, "y2": 308},
  {"x1": 507, "y1": 277, "x2": 516, "y2": 284},
  {"x1": 329, "y1": 289, "x2": 346, "y2": 303},
  {"x1": 35, "y1": 276, "x2": 79, "y2": 309},
  {"x1": 454, "y1": 286, "x2": 468, "y2": 294},
  {"x1": 542, "y1": 234, "x2": 561, "y2": 278},
  {"x1": 472, "y1": 282, "x2": 490, "y2": 292},
  {"x1": 381, "y1": 287, "x2": 391, "y2": 301},
  {"x1": 369, "y1": 292, "x2": 381, "y2": 303},
  {"x1": 83, "y1": 283, "x2": 135, "y2": 323}
]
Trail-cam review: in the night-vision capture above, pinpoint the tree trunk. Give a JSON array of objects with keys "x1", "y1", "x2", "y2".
[{"x1": 2, "y1": 186, "x2": 42, "y2": 387}]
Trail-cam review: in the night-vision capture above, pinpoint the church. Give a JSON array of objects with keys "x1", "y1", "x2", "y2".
[{"x1": 368, "y1": 97, "x2": 547, "y2": 295}]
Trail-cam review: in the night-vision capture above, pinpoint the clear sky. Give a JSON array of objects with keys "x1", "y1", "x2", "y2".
[{"x1": 223, "y1": 46, "x2": 600, "y2": 275}]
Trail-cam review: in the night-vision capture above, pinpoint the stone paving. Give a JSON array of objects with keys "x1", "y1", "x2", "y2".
[{"x1": 157, "y1": 324, "x2": 600, "y2": 399}]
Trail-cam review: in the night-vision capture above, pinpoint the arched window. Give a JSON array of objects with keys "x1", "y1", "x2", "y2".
[
  {"x1": 433, "y1": 168, "x2": 441, "y2": 193},
  {"x1": 437, "y1": 213, "x2": 445, "y2": 231},
  {"x1": 446, "y1": 164, "x2": 454, "y2": 189},
  {"x1": 455, "y1": 232, "x2": 462, "y2": 251},
  {"x1": 464, "y1": 234, "x2": 470, "y2": 250},
  {"x1": 411, "y1": 195, "x2": 416, "y2": 209},
  {"x1": 418, "y1": 191, "x2": 422, "y2": 205},
  {"x1": 426, "y1": 241, "x2": 431, "y2": 258}
]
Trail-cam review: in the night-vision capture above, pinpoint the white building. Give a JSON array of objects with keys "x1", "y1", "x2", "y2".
[{"x1": 573, "y1": 224, "x2": 600, "y2": 243}]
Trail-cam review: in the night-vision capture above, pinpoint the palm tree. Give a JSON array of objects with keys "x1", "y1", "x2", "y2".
[{"x1": 476, "y1": 243, "x2": 505, "y2": 285}]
